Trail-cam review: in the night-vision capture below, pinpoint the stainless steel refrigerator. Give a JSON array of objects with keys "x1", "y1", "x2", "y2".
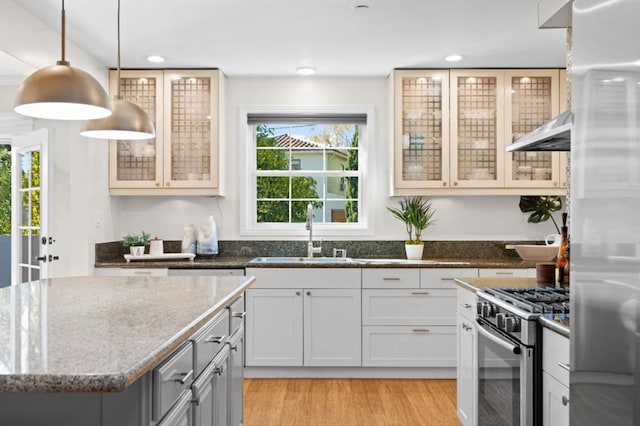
[{"x1": 572, "y1": 0, "x2": 640, "y2": 424}]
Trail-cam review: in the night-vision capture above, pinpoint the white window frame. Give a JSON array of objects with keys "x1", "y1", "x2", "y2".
[{"x1": 239, "y1": 105, "x2": 375, "y2": 237}]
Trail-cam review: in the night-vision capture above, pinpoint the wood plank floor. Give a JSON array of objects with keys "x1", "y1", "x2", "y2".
[{"x1": 244, "y1": 378, "x2": 460, "y2": 426}]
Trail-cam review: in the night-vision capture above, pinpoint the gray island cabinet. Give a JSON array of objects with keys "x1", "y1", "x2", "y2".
[{"x1": 0, "y1": 275, "x2": 254, "y2": 426}]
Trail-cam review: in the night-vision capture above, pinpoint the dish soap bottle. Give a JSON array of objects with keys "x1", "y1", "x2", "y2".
[
  {"x1": 182, "y1": 224, "x2": 197, "y2": 254},
  {"x1": 197, "y1": 216, "x2": 219, "y2": 256}
]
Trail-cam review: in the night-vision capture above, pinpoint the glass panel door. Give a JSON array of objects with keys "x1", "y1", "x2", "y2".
[{"x1": 11, "y1": 129, "x2": 49, "y2": 285}]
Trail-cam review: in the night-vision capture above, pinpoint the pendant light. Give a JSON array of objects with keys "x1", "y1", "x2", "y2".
[
  {"x1": 81, "y1": 0, "x2": 155, "y2": 140},
  {"x1": 14, "y1": 0, "x2": 112, "y2": 120}
]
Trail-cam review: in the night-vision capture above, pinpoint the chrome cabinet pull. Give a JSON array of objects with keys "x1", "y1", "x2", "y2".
[
  {"x1": 205, "y1": 335, "x2": 226, "y2": 344},
  {"x1": 440, "y1": 278, "x2": 455, "y2": 281},
  {"x1": 382, "y1": 277, "x2": 400, "y2": 281},
  {"x1": 296, "y1": 291, "x2": 301, "y2": 296},
  {"x1": 461, "y1": 303, "x2": 472, "y2": 308},
  {"x1": 214, "y1": 365, "x2": 225, "y2": 376},
  {"x1": 558, "y1": 362, "x2": 570, "y2": 372},
  {"x1": 562, "y1": 395, "x2": 569, "y2": 406},
  {"x1": 461, "y1": 324, "x2": 472, "y2": 331},
  {"x1": 306, "y1": 291, "x2": 311, "y2": 296},
  {"x1": 133, "y1": 271, "x2": 152, "y2": 275},
  {"x1": 495, "y1": 271, "x2": 514, "y2": 275},
  {"x1": 412, "y1": 328, "x2": 430, "y2": 333},
  {"x1": 173, "y1": 370, "x2": 193, "y2": 385},
  {"x1": 411, "y1": 291, "x2": 430, "y2": 295},
  {"x1": 232, "y1": 312, "x2": 246, "y2": 319}
]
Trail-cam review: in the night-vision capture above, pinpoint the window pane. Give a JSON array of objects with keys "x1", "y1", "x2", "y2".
[
  {"x1": 257, "y1": 201, "x2": 290, "y2": 222},
  {"x1": 327, "y1": 200, "x2": 358, "y2": 223},
  {"x1": 291, "y1": 176, "x2": 320, "y2": 199},
  {"x1": 257, "y1": 148, "x2": 290, "y2": 171},
  {"x1": 292, "y1": 201, "x2": 320, "y2": 223},
  {"x1": 257, "y1": 176, "x2": 290, "y2": 198}
]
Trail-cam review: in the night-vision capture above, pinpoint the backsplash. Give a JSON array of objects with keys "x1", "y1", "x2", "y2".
[{"x1": 96, "y1": 240, "x2": 530, "y2": 262}]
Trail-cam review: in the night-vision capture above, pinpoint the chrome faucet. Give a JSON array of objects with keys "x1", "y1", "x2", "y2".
[{"x1": 306, "y1": 203, "x2": 322, "y2": 259}]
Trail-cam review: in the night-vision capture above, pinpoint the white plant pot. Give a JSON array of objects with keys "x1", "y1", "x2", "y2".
[
  {"x1": 405, "y1": 243, "x2": 424, "y2": 260},
  {"x1": 129, "y1": 246, "x2": 145, "y2": 256}
]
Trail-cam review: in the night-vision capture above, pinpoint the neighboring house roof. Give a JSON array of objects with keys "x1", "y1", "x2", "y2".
[{"x1": 273, "y1": 134, "x2": 348, "y2": 158}]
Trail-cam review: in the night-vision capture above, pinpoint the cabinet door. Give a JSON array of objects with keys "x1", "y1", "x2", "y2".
[
  {"x1": 450, "y1": 70, "x2": 506, "y2": 188},
  {"x1": 245, "y1": 289, "x2": 303, "y2": 366},
  {"x1": 457, "y1": 313, "x2": 477, "y2": 426},
  {"x1": 303, "y1": 289, "x2": 361, "y2": 366},
  {"x1": 228, "y1": 329, "x2": 244, "y2": 426},
  {"x1": 163, "y1": 70, "x2": 221, "y2": 191},
  {"x1": 504, "y1": 69, "x2": 561, "y2": 189},
  {"x1": 542, "y1": 372, "x2": 570, "y2": 426},
  {"x1": 558, "y1": 69, "x2": 569, "y2": 189},
  {"x1": 108, "y1": 70, "x2": 164, "y2": 190},
  {"x1": 158, "y1": 391, "x2": 193, "y2": 426},
  {"x1": 393, "y1": 70, "x2": 451, "y2": 191}
]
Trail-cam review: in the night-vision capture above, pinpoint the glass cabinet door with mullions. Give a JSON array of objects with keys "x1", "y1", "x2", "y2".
[
  {"x1": 505, "y1": 69, "x2": 561, "y2": 188},
  {"x1": 450, "y1": 70, "x2": 505, "y2": 188},
  {"x1": 393, "y1": 70, "x2": 450, "y2": 190}
]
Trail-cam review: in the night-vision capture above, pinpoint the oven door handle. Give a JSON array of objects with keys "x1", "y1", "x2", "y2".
[{"x1": 476, "y1": 320, "x2": 522, "y2": 355}]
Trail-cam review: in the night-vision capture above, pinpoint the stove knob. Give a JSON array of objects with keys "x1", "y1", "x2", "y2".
[
  {"x1": 481, "y1": 303, "x2": 495, "y2": 318},
  {"x1": 496, "y1": 313, "x2": 506, "y2": 329},
  {"x1": 505, "y1": 316, "x2": 520, "y2": 333},
  {"x1": 477, "y1": 302, "x2": 483, "y2": 315}
]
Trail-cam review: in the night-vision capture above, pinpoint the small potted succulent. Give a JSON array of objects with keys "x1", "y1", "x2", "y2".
[
  {"x1": 122, "y1": 231, "x2": 151, "y2": 256},
  {"x1": 387, "y1": 196, "x2": 437, "y2": 260}
]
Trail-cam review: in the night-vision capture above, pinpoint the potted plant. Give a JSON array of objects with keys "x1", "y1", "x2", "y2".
[
  {"x1": 518, "y1": 195, "x2": 562, "y2": 234},
  {"x1": 387, "y1": 196, "x2": 436, "y2": 260},
  {"x1": 122, "y1": 231, "x2": 150, "y2": 256}
]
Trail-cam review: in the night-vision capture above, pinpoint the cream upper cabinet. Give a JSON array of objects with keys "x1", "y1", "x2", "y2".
[
  {"x1": 558, "y1": 68, "x2": 569, "y2": 189},
  {"x1": 504, "y1": 69, "x2": 561, "y2": 189},
  {"x1": 450, "y1": 69, "x2": 506, "y2": 189},
  {"x1": 392, "y1": 70, "x2": 451, "y2": 190},
  {"x1": 108, "y1": 69, "x2": 225, "y2": 196},
  {"x1": 391, "y1": 68, "x2": 566, "y2": 196}
]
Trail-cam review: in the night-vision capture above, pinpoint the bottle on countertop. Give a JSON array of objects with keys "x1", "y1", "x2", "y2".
[
  {"x1": 182, "y1": 224, "x2": 197, "y2": 255},
  {"x1": 563, "y1": 237, "x2": 570, "y2": 287},
  {"x1": 196, "y1": 216, "x2": 219, "y2": 256},
  {"x1": 556, "y1": 212, "x2": 568, "y2": 287}
]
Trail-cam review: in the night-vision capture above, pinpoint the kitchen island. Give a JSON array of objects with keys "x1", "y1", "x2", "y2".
[{"x1": 0, "y1": 274, "x2": 255, "y2": 425}]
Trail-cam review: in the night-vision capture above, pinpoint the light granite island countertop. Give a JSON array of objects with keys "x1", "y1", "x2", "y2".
[{"x1": 0, "y1": 275, "x2": 255, "y2": 393}]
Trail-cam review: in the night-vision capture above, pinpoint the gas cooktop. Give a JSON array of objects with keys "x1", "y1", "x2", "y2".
[{"x1": 483, "y1": 287, "x2": 570, "y2": 314}]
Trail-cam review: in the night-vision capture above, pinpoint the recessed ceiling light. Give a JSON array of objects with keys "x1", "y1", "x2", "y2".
[
  {"x1": 296, "y1": 67, "x2": 316, "y2": 76},
  {"x1": 445, "y1": 54, "x2": 465, "y2": 62},
  {"x1": 147, "y1": 55, "x2": 165, "y2": 63}
]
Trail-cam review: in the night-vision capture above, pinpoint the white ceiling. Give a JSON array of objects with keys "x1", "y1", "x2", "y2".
[{"x1": 5, "y1": 0, "x2": 566, "y2": 78}]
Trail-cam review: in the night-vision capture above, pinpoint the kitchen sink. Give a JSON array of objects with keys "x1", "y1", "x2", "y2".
[{"x1": 249, "y1": 256, "x2": 357, "y2": 264}]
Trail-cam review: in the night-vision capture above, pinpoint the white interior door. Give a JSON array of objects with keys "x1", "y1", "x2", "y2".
[{"x1": 11, "y1": 128, "x2": 52, "y2": 285}]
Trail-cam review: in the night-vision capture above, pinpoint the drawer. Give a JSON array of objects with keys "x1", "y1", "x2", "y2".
[
  {"x1": 192, "y1": 310, "x2": 229, "y2": 376},
  {"x1": 456, "y1": 286, "x2": 477, "y2": 320},
  {"x1": 420, "y1": 268, "x2": 478, "y2": 289},
  {"x1": 542, "y1": 327, "x2": 570, "y2": 385},
  {"x1": 228, "y1": 295, "x2": 246, "y2": 335},
  {"x1": 362, "y1": 325, "x2": 456, "y2": 367},
  {"x1": 362, "y1": 268, "x2": 420, "y2": 289},
  {"x1": 478, "y1": 268, "x2": 529, "y2": 278},
  {"x1": 152, "y1": 342, "x2": 194, "y2": 421},
  {"x1": 362, "y1": 289, "x2": 456, "y2": 326},
  {"x1": 246, "y1": 267, "x2": 361, "y2": 289},
  {"x1": 157, "y1": 389, "x2": 192, "y2": 426}
]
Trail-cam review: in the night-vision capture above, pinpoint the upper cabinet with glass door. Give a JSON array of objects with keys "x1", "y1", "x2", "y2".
[
  {"x1": 392, "y1": 70, "x2": 450, "y2": 191},
  {"x1": 108, "y1": 69, "x2": 225, "y2": 196},
  {"x1": 504, "y1": 69, "x2": 561, "y2": 189},
  {"x1": 450, "y1": 69, "x2": 505, "y2": 189}
]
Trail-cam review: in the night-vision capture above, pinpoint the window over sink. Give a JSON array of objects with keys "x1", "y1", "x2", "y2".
[{"x1": 240, "y1": 108, "x2": 373, "y2": 236}]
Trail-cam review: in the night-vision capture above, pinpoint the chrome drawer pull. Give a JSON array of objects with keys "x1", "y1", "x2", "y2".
[
  {"x1": 558, "y1": 362, "x2": 570, "y2": 372},
  {"x1": 232, "y1": 312, "x2": 246, "y2": 319},
  {"x1": 412, "y1": 328, "x2": 430, "y2": 333},
  {"x1": 495, "y1": 271, "x2": 514, "y2": 275},
  {"x1": 382, "y1": 277, "x2": 400, "y2": 281},
  {"x1": 214, "y1": 365, "x2": 225, "y2": 376},
  {"x1": 461, "y1": 303, "x2": 472, "y2": 308},
  {"x1": 562, "y1": 395, "x2": 569, "y2": 406},
  {"x1": 461, "y1": 324, "x2": 472, "y2": 331},
  {"x1": 411, "y1": 291, "x2": 430, "y2": 295},
  {"x1": 205, "y1": 335, "x2": 226, "y2": 344},
  {"x1": 440, "y1": 278, "x2": 455, "y2": 281},
  {"x1": 173, "y1": 370, "x2": 193, "y2": 385},
  {"x1": 133, "y1": 271, "x2": 152, "y2": 275}
]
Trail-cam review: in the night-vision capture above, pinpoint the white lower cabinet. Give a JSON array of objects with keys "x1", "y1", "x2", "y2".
[
  {"x1": 542, "y1": 328, "x2": 570, "y2": 426},
  {"x1": 245, "y1": 287, "x2": 361, "y2": 367},
  {"x1": 363, "y1": 325, "x2": 456, "y2": 367},
  {"x1": 456, "y1": 286, "x2": 477, "y2": 426}
]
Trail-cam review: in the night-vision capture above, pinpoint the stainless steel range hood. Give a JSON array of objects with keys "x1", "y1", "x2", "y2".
[{"x1": 506, "y1": 110, "x2": 571, "y2": 152}]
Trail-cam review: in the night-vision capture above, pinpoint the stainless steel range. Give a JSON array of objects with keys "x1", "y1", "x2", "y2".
[{"x1": 475, "y1": 287, "x2": 570, "y2": 426}]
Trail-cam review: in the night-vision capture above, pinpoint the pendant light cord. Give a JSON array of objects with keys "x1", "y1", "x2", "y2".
[
  {"x1": 116, "y1": 0, "x2": 122, "y2": 98},
  {"x1": 59, "y1": 0, "x2": 68, "y2": 65}
]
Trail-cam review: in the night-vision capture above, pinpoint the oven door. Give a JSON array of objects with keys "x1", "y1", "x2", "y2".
[{"x1": 476, "y1": 317, "x2": 534, "y2": 426}]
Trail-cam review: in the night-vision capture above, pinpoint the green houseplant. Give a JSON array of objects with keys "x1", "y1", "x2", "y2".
[
  {"x1": 518, "y1": 196, "x2": 562, "y2": 233},
  {"x1": 122, "y1": 231, "x2": 150, "y2": 256},
  {"x1": 387, "y1": 196, "x2": 436, "y2": 259}
]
